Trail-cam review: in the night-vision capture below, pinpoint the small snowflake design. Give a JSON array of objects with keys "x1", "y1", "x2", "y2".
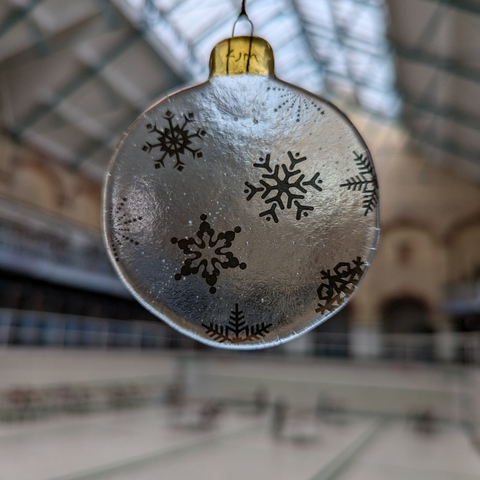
[
  {"x1": 202, "y1": 304, "x2": 272, "y2": 344},
  {"x1": 109, "y1": 197, "x2": 142, "y2": 262},
  {"x1": 340, "y1": 151, "x2": 378, "y2": 216},
  {"x1": 244, "y1": 151, "x2": 323, "y2": 223},
  {"x1": 315, "y1": 257, "x2": 365, "y2": 314},
  {"x1": 171, "y1": 214, "x2": 246, "y2": 294},
  {"x1": 142, "y1": 111, "x2": 206, "y2": 171}
]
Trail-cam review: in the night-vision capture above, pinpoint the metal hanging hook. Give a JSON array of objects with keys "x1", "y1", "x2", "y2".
[{"x1": 232, "y1": 0, "x2": 254, "y2": 37}]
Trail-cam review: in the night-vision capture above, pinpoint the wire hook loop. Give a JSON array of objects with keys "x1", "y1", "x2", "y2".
[{"x1": 232, "y1": 0, "x2": 254, "y2": 37}]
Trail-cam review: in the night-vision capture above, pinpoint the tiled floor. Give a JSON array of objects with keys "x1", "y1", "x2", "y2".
[
  {"x1": 338, "y1": 421, "x2": 480, "y2": 480},
  {"x1": 0, "y1": 349, "x2": 478, "y2": 479},
  {"x1": 0, "y1": 407, "x2": 478, "y2": 480},
  {"x1": 0, "y1": 407, "x2": 256, "y2": 480},
  {"x1": 0, "y1": 349, "x2": 467, "y2": 419}
]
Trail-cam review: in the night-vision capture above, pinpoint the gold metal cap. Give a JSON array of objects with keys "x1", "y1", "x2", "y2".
[{"x1": 209, "y1": 36, "x2": 275, "y2": 77}]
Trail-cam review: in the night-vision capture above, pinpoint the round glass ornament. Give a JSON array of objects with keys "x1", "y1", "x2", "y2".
[{"x1": 103, "y1": 35, "x2": 379, "y2": 349}]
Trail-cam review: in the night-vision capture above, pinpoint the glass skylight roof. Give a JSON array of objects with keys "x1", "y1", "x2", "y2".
[{"x1": 119, "y1": 0, "x2": 400, "y2": 117}]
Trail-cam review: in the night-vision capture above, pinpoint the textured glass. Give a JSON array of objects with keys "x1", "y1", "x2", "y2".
[
  {"x1": 210, "y1": 37, "x2": 274, "y2": 76},
  {"x1": 103, "y1": 37, "x2": 379, "y2": 349}
]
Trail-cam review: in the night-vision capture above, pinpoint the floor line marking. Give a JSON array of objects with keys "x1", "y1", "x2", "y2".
[
  {"x1": 44, "y1": 422, "x2": 261, "y2": 480},
  {"x1": 307, "y1": 417, "x2": 387, "y2": 480},
  {"x1": 0, "y1": 406, "x2": 168, "y2": 443}
]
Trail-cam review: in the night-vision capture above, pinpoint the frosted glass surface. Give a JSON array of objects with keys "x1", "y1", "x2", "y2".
[{"x1": 103, "y1": 74, "x2": 379, "y2": 349}]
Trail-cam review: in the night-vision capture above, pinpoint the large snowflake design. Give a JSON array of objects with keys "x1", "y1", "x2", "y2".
[
  {"x1": 171, "y1": 214, "x2": 246, "y2": 294},
  {"x1": 340, "y1": 151, "x2": 378, "y2": 216},
  {"x1": 244, "y1": 151, "x2": 323, "y2": 223},
  {"x1": 315, "y1": 257, "x2": 365, "y2": 314},
  {"x1": 109, "y1": 197, "x2": 142, "y2": 262},
  {"x1": 202, "y1": 304, "x2": 272, "y2": 344},
  {"x1": 141, "y1": 111, "x2": 206, "y2": 171}
]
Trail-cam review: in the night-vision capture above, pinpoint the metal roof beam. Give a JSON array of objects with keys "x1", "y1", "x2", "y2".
[
  {"x1": 190, "y1": 12, "x2": 235, "y2": 47},
  {"x1": 0, "y1": 0, "x2": 45, "y2": 39},
  {"x1": 27, "y1": 14, "x2": 49, "y2": 57},
  {"x1": 163, "y1": 0, "x2": 193, "y2": 16},
  {"x1": 71, "y1": 115, "x2": 137, "y2": 169},
  {"x1": 421, "y1": 0, "x2": 480, "y2": 16},
  {"x1": 409, "y1": 129, "x2": 480, "y2": 166},
  {"x1": 403, "y1": 96, "x2": 480, "y2": 132},
  {"x1": 396, "y1": 45, "x2": 480, "y2": 85},
  {"x1": 323, "y1": 0, "x2": 365, "y2": 105},
  {"x1": 190, "y1": 0, "x2": 260, "y2": 48},
  {"x1": 303, "y1": 22, "x2": 390, "y2": 59},
  {"x1": 289, "y1": 0, "x2": 327, "y2": 74},
  {"x1": 12, "y1": 30, "x2": 142, "y2": 139},
  {"x1": 142, "y1": 0, "x2": 203, "y2": 78},
  {"x1": 1, "y1": 15, "x2": 119, "y2": 69},
  {"x1": 94, "y1": 0, "x2": 122, "y2": 29},
  {"x1": 72, "y1": 85, "x2": 171, "y2": 169}
]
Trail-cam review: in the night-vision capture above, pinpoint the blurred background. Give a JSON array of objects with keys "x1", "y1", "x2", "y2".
[{"x1": 1, "y1": 0, "x2": 480, "y2": 479}]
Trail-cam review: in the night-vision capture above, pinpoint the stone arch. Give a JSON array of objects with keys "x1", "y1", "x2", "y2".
[
  {"x1": 380, "y1": 295, "x2": 433, "y2": 334},
  {"x1": 352, "y1": 222, "x2": 447, "y2": 329},
  {"x1": 380, "y1": 295, "x2": 435, "y2": 361},
  {"x1": 381, "y1": 218, "x2": 439, "y2": 242}
]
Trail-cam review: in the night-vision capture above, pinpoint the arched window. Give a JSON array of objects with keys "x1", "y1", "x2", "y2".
[
  {"x1": 381, "y1": 297, "x2": 433, "y2": 334},
  {"x1": 381, "y1": 296, "x2": 434, "y2": 361}
]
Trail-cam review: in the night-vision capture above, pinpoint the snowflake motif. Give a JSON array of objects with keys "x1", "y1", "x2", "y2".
[
  {"x1": 202, "y1": 304, "x2": 272, "y2": 344},
  {"x1": 340, "y1": 151, "x2": 378, "y2": 216},
  {"x1": 315, "y1": 257, "x2": 365, "y2": 314},
  {"x1": 142, "y1": 111, "x2": 206, "y2": 171},
  {"x1": 171, "y1": 214, "x2": 246, "y2": 294},
  {"x1": 109, "y1": 197, "x2": 142, "y2": 262},
  {"x1": 244, "y1": 151, "x2": 323, "y2": 223}
]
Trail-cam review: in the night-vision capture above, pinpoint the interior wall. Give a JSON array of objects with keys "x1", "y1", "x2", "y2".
[
  {"x1": 353, "y1": 225, "x2": 447, "y2": 329},
  {"x1": 447, "y1": 219, "x2": 480, "y2": 284},
  {"x1": 0, "y1": 134, "x2": 102, "y2": 231},
  {"x1": 346, "y1": 113, "x2": 480, "y2": 334}
]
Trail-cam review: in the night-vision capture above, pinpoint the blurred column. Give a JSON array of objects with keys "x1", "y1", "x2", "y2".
[
  {"x1": 469, "y1": 338, "x2": 480, "y2": 441},
  {"x1": 349, "y1": 323, "x2": 382, "y2": 359},
  {"x1": 434, "y1": 326, "x2": 456, "y2": 363},
  {"x1": 0, "y1": 309, "x2": 13, "y2": 346},
  {"x1": 177, "y1": 354, "x2": 208, "y2": 400},
  {"x1": 283, "y1": 331, "x2": 314, "y2": 357}
]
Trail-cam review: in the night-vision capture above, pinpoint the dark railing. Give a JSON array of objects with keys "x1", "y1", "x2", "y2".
[
  {"x1": 0, "y1": 308, "x2": 184, "y2": 349},
  {"x1": 0, "y1": 217, "x2": 115, "y2": 277},
  {"x1": 1, "y1": 309, "x2": 479, "y2": 365}
]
